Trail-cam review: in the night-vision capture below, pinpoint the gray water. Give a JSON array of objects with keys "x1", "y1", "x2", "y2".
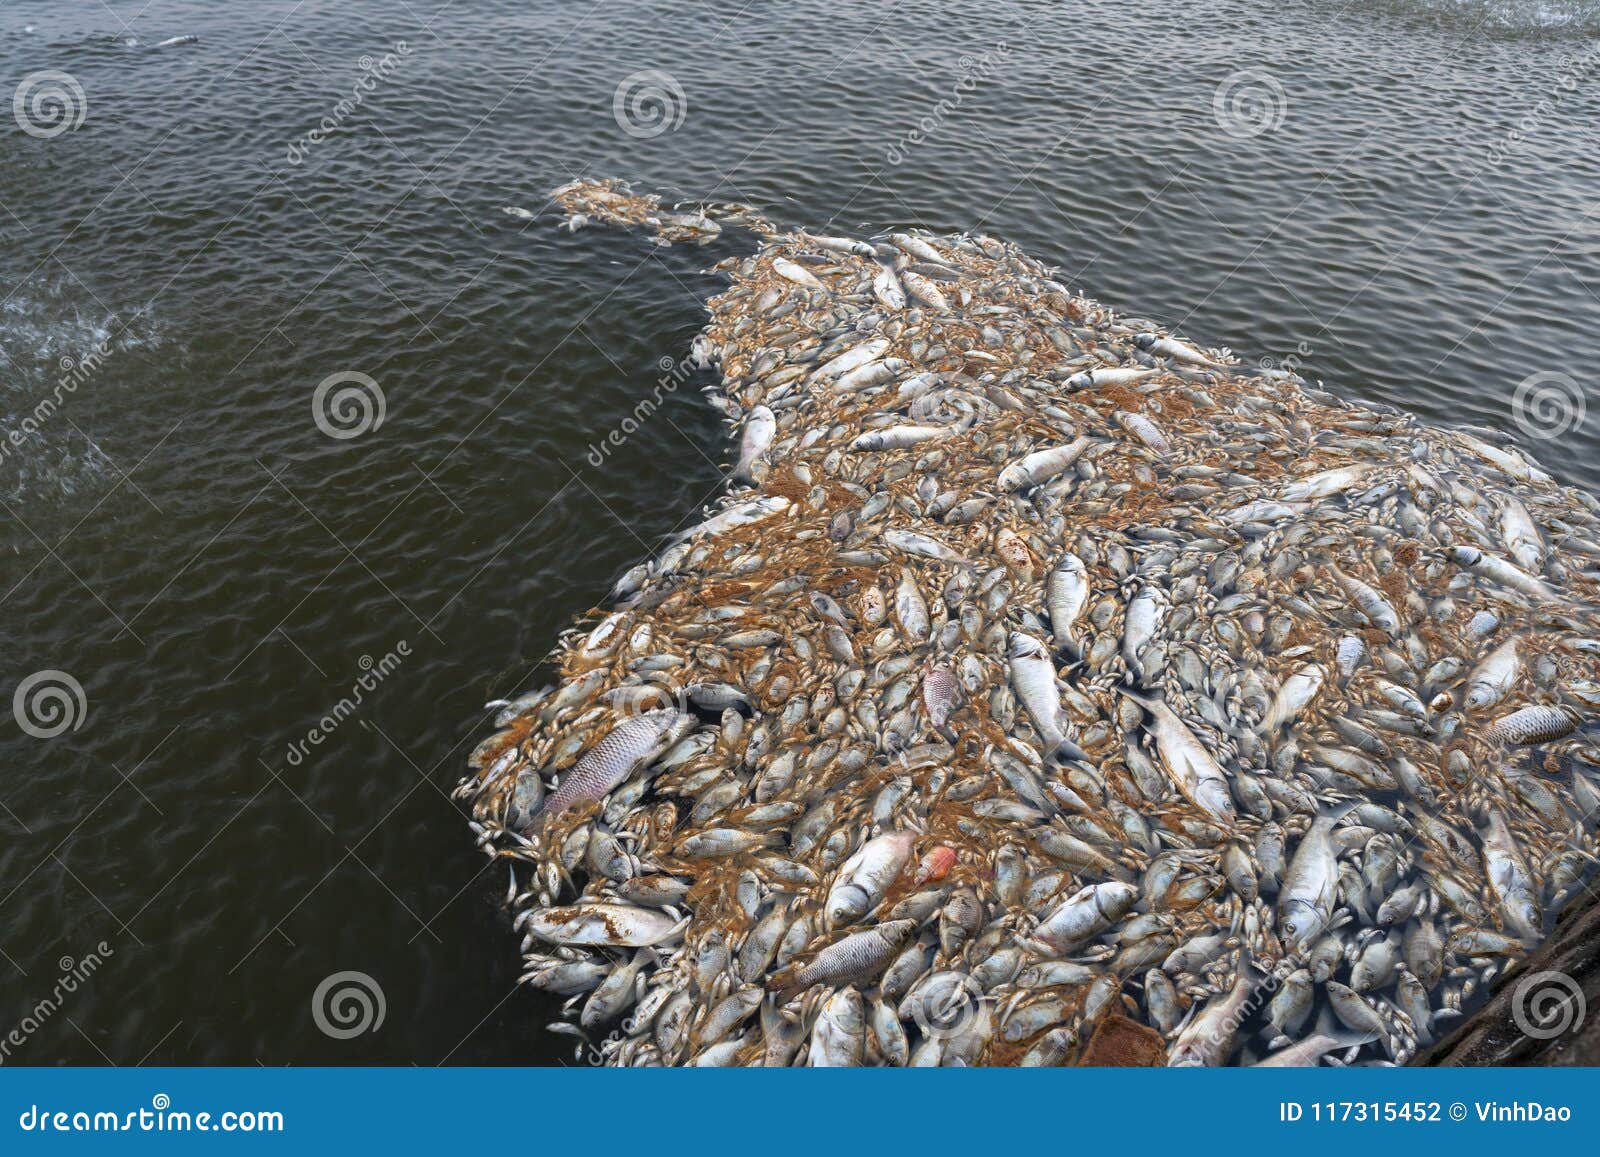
[{"x1": 1, "y1": 0, "x2": 1597, "y2": 1064}]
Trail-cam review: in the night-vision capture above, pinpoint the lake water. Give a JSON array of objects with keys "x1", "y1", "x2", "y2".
[{"x1": 2, "y1": 0, "x2": 1597, "y2": 1063}]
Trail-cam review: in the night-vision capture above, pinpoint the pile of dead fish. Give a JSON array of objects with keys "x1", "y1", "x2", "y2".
[{"x1": 459, "y1": 177, "x2": 1600, "y2": 1066}]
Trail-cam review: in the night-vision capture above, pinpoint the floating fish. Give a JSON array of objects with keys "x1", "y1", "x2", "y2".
[{"x1": 462, "y1": 178, "x2": 1600, "y2": 1068}]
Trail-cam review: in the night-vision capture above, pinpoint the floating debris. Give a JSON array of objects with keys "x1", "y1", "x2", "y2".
[{"x1": 460, "y1": 178, "x2": 1600, "y2": 1067}]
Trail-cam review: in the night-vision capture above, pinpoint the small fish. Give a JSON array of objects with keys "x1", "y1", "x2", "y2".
[
  {"x1": 1119, "y1": 690, "x2": 1235, "y2": 820},
  {"x1": 873, "y1": 266, "x2": 907, "y2": 311},
  {"x1": 1168, "y1": 953, "x2": 1259, "y2": 1066},
  {"x1": 1030, "y1": 882, "x2": 1139, "y2": 952},
  {"x1": 921, "y1": 666, "x2": 961, "y2": 741},
  {"x1": 882, "y1": 528, "x2": 971, "y2": 565},
  {"x1": 850, "y1": 424, "x2": 949, "y2": 452},
  {"x1": 1335, "y1": 634, "x2": 1367, "y2": 681},
  {"x1": 1263, "y1": 665, "x2": 1325, "y2": 732},
  {"x1": 914, "y1": 846, "x2": 958, "y2": 885},
  {"x1": 1481, "y1": 809, "x2": 1541, "y2": 942},
  {"x1": 1133, "y1": 332, "x2": 1221, "y2": 367},
  {"x1": 1329, "y1": 566, "x2": 1400, "y2": 632},
  {"x1": 900, "y1": 270, "x2": 950, "y2": 311},
  {"x1": 1046, "y1": 553, "x2": 1090, "y2": 653},
  {"x1": 827, "y1": 832, "x2": 917, "y2": 927}
]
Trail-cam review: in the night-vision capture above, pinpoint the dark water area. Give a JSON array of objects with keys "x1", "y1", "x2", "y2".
[{"x1": 1, "y1": 0, "x2": 1597, "y2": 1064}]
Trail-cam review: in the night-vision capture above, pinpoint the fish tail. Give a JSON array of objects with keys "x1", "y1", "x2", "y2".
[
  {"x1": 1053, "y1": 642, "x2": 1082, "y2": 665},
  {"x1": 1113, "y1": 685, "x2": 1158, "y2": 709},
  {"x1": 763, "y1": 966, "x2": 803, "y2": 999},
  {"x1": 1049, "y1": 737, "x2": 1091, "y2": 766},
  {"x1": 1318, "y1": 799, "x2": 1360, "y2": 825}
]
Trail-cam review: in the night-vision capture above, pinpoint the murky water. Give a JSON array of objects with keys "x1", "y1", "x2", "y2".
[{"x1": 1, "y1": 0, "x2": 1597, "y2": 1064}]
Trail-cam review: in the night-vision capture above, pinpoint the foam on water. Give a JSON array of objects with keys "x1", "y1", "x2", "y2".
[
  {"x1": 0, "y1": 286, "x2": 160, "y2": 500},
  {"x1": 1360, "y1": 0, "x2": 1600, "y2": 32}
]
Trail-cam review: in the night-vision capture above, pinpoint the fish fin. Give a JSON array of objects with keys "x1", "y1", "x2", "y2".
[
  {"x1": 1318, "y1": 799, "x2": 1361, "y2": 825},
  {"x1": 1167, "y1": 1002, "x2": 1199, "y2": 1039},
  {"x1": 1049, "y1": 737, "x2": 1092, "y2": 765},
  {"x1": 1310, "y1": 1007, "x2": 1377, "y2": 1055},
  {"x1": 1113, "y1": 686, "x2": 1159, "y2": 708},
  {"x1": 1053, "y1": 654, "x2": 1086, "y2": 678},
  {"x1": 1332, "y1": 1029, "x2": 1379, "y2": 1053},
  {"x1": 763, "y1": 968, "x2": 806, "y2": 1002}
]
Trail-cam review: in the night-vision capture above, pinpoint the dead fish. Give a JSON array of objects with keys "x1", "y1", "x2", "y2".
[
  {"x1": 1486, "y1": 704, "x2": 1580, "y2": 746},
  {"x1": 769, "y1": 920, "x2": 918, "y2": 994},
  {"x1": 543, "y1": 711, "x2": 694, "y2": 815},
  {"x1": 479, "y1": 178, "x2": 1600, "y2": 1069},
  {"x1": 522, "y1": 904, "x2": 683, "y2": 947}
]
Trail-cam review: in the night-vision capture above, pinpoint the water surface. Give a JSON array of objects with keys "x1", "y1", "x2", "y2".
[{"x1": 1, "y1": 0, "x2": 1597, "y2": 1063}]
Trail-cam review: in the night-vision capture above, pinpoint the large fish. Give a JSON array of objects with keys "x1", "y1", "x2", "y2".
[
  {"x1": 1278, "y1": 803, "x2": 1357, "y2": 947},
  {"x1": 541, "y1": 710, "x2": 693, "y2": 815},
  {"x1": 1120, "y1": 690, "x2": 1235, "y2": 820}
]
